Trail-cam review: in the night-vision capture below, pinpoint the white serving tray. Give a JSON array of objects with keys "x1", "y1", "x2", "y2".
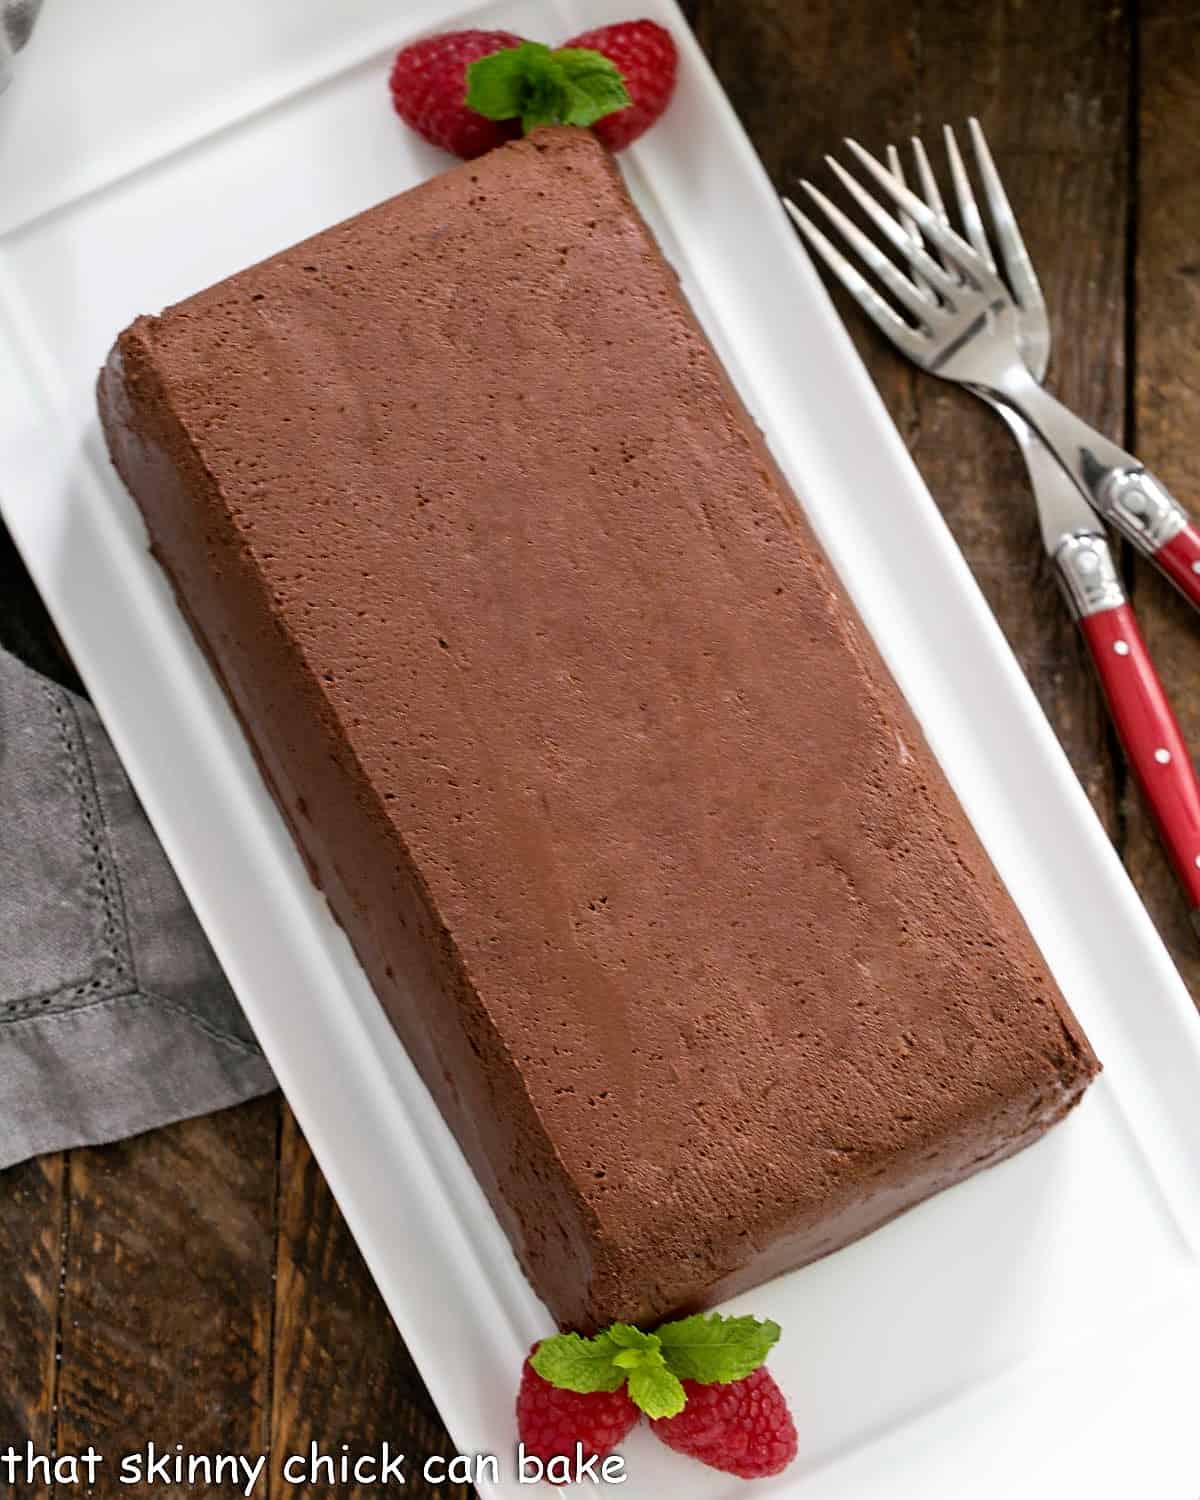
[{"x1": 3, "y1": 3, "x2": 1200, "y2": 1495}]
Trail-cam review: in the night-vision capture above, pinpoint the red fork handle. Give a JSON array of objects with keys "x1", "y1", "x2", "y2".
[
  {"x1": 1079, "y1": 602, "x2": 1200, "y2": 909},
  {"x1": 1153, "y1": 522, "x2": 1200, "y2": 610}
]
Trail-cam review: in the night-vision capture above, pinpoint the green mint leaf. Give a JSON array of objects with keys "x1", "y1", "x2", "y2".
[
  {"x1": 608, "y1": 1325, "x2": 666, "y2": 1378},
  {"x1": 520, "y1": 97, "x2": 565, "y2": 134},
  {"x1": 530, "y1": 1331, "x2": 626, "y2": 1394},
  {"x1": 627, "y1": 1359, "x2": 687, "y2": 1419},
  {"x1": 465, "y1": 42, "x2": 555, "y2": 121},
  {"x1": 656, "y1": 1313, "x2": 782, "y2": 1385},
  {"x1": 551, "y1": 48, "x2": 631, "y2": 128},
  {"x1": 518, "y1": 51, "x2": 571, "y2": 133},
  {"x1": 606, "y1": 1323, "x2": 660, "y2": 1354},
  {"x1": 464, "y1": 42, "x2": 631, "y2": 133}
]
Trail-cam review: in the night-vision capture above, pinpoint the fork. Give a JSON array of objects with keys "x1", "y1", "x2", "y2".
[{"x1": 784, "y1": 123, "x2": 1200, "y2": 924}]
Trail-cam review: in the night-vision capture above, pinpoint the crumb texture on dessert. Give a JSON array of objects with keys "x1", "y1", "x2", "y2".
[{"x1": 98, "y1": 127, "x2": 1098, "y2": 1332}]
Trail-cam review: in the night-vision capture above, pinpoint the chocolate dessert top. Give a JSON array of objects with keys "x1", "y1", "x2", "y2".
[{"x1": 105, "y1": 127, "x2": 1097, "y2": 1327}]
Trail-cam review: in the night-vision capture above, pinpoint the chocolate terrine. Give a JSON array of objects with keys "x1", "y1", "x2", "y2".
[{"x1": 98, "y1": 127, "x2": 1098, "y2": 1332}]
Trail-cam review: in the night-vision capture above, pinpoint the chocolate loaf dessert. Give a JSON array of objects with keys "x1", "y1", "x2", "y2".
[{"x1": 98, "y1": 127, "x2": 1098, "y2": 1332}]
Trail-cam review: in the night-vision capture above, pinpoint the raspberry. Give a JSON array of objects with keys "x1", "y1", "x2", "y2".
[
  {"x1": 516, "y1": 1348, "x2": 640, "y2": 1473},
  {"x1": 561, "y1": 20, "x2": 678, "y2": 151},
  {"x1": 650, "y1": 1366, "x2": 798, "y2": 1479},
  {"x1": 389, "y1": 29, "x2": 525, "y2": 159}
]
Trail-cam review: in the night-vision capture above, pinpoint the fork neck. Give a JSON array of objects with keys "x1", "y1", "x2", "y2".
[{"x1": 982, "y1": 367, "x2": 1184, "y2": 554}]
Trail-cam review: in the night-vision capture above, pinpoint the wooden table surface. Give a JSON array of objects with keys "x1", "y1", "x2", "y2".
[{"x1": 4, "y1": 1, "x2": 1199, "y2": 1494}]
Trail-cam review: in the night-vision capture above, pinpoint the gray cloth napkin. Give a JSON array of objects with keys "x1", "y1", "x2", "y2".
[{"x1": 0, "y1": 632, "x2": 276, "y2": 1169}]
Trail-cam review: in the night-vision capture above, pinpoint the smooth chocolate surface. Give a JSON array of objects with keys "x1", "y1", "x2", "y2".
[{"x1": 98, "y1": 127, "x2": 1098, "y2": 1331}]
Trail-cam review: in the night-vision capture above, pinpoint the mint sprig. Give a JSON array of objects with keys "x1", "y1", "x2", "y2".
[
  {"x1": 533, "y1": 1323, "x2": 684, "y2": 1418},
  {"x1": 465, "y1": 42, "x2": 631, "y2": 134},
  {"x1": 530, "y1": 1313, "x2": 780, "y2": 1420}
]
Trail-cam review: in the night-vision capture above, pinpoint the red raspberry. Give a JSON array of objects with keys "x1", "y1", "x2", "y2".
[
  {"x1": 516, "y1": 1348, "x2": 640, "y2": 1474},
  {"x1": 389, "y1": 29, "x2": 525, "y2": 159},
  {"x1": 650, "y1": 1366, "x2": 797, "y2": 1479},
  {"x1": 562, "y1": 20, "x2": 678, "y2": 151}
]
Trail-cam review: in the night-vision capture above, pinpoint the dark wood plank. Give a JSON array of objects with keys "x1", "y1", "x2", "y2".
[
  {"x1": 0, "y1": 1152, "x2": 63, "y2": 1500},
  {"x1": 269, "y1": 1104, "x2": 472, "y2": 1500},
  {"x1": 1, "y1": 516, "x2": 83, "y2": 696},
  {"x1": 55, "y1": 1099, "x2": 278, "y2": 1498},
  {"x1": 1125, "y1": 0, "x2": 1200, "y2": 989}
]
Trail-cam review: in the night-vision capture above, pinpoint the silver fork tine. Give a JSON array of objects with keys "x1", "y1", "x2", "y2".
[
  {"x1": 886, "y1": 145, "x2": 934, "y2": 301},
  {"x1": 782, "y1": 198, "x2": 928, "y2": 358},
  {"x1": 911, "y1": 136, "x2": 950, "y2": 227},
  {"x1": 886, "y1": 147, "x2": 922, "y2": 249},
  {"x1": 843, "y1": 138, "x2": 991, "y2": 281},
  {"x1": 798, "y1": 179, "x2": 947, "y2": 324},
  {"x1": 824, "y1": 157, "x2": 959, "y2": 302},
  {"x1": 943, "y1": 125, "x2": 995, "y2": 271},
  {"x1": 967, "y1": 117, "x2": 1047, "y2": 323},
  {"x1": 909, "y1": 136, "x2": 959, "y2": 284}
]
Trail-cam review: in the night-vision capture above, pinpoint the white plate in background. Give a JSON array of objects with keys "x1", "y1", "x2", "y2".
[{"x1": 3, "y1": 2, "x2": 1200, "y2": 1496}]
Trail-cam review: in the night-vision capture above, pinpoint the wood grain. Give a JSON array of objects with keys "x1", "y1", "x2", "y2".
[
  {"x1": 0, "y1": 1152, "x2": 63, "y2": 1500},
  {"x1": 54, "y1": 1101, "x2": 278, "y2": 1499},
  {"x1": 270, "y1": 1105, "x2": 471, "y2": 1500},
  {"x1": 1125, "y1": 0, "x2": 1200, "y2": 982}
]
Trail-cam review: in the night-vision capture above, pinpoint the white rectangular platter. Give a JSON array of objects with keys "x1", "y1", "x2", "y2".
[{"x1": 4, "y1": 2, "x2": 1200, "y2": 1496}]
